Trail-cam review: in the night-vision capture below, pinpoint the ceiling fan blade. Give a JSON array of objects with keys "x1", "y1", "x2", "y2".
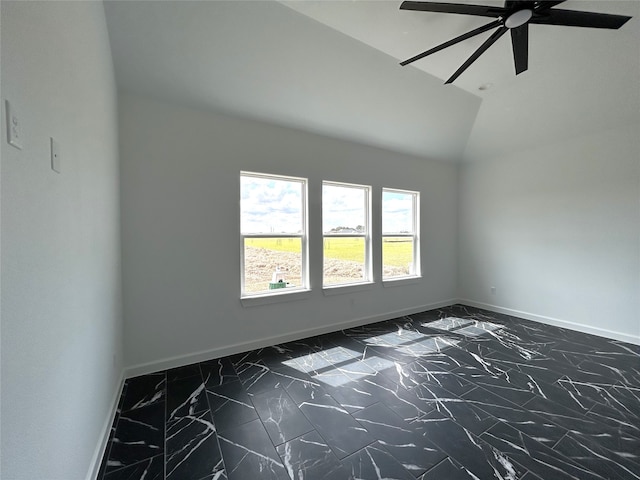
[
  {"x1": 534, "y1": 1, "x2": 566, "y2": 12},
  {"x1": 505, "y1": 1, "x2": 535, "y2": 10},
  {"x1": 400, "y1": 1, "x2": 505, "y2": 18},
  {"x1": 531, "y1": 9, "x2": 631, "y2": 29},
  {"x1": 510, "y1": 23, "x2": 528, "y2": 74},
  {"x1": 401, "y1": 19, "x2": 501, "y2": 66},
  {"x1": 446, "y1": 26, "x2": 508, "y2": 84}
]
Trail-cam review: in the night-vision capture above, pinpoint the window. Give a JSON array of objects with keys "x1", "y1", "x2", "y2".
[
  {"x1": 241, "y1": 172, "x2": 308, "y2": 296},
  {"x1": 322, "y1": 181, "x2": 371, "y2": 287},
  {"x1": 382, "y1": 188, "x2": 419, "y2": 280}
]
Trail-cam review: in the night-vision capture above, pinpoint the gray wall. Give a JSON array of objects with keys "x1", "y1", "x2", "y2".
[
  {"x1": 459, "y1": 123, "x2": 640, "y2": 343},
  {"x1": 1, "y1": 2, "x2": 123, "y2": 479},
  {"x1": 118, "y1": 92, "x2": 459, "y2": 372}
]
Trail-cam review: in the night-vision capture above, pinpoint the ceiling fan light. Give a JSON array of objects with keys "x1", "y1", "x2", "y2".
[{"x1": 505, "y1": 9, "x2": 533, "y2": 28}]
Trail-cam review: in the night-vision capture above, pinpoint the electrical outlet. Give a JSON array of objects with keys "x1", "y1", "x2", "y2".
[
  {"x1": 5, "y1": 100, "x2": 23, "y2": 149},
  {"x1": 490, "y1": 286, "x2": 496, "y2": 295}
]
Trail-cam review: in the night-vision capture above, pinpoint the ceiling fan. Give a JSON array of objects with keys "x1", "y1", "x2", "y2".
[{"x1": 399, "y1": 0, "x2": 632, "y2": 84}]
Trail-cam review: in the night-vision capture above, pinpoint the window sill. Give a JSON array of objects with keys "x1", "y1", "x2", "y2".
[
  {"x1": 322, "y1": 281, "x2": 374, "y2": 296},
  {"x1": 382, "y1": 276, "x2": 422, "y2": 288},
  {"x1": 241, "y1": 288, "x2": 312, "y2": 307}
]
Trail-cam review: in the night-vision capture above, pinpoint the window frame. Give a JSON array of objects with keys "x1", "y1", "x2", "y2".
[
  {"x1": 322, "y1": 180, "x2": 372, "y2": 288},
  {"x1": 381, "y1": 187, "x2": 420, "y2": 281},
  {"x1": 240, "y1": 171, "x2": 309, "y2": 298}
]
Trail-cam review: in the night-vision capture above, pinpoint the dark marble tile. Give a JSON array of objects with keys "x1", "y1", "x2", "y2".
[
  {"x1": 166, "y1": 374, "x2": 208, "y2": 423},
  {"x1": 582, "y1": 357, "x2": 640, "y2": 387},
  {"x1": 235, "y1": 360, "x2": 284, "y2": 395},
  {"x1": 206, "y1": 380, "x2": 258, "y2": 432},
  {"x1": 353, "y1": 402, "x2": 446, "y2": 476},
  {"x1": 421, "y1": 316, "x2": 474, "y2": 331},
  {"x1": 342, "y1": 442, "x2": 414, "y2": 480},
  {"x1": 380, "y1": 359, "x2": 452, "y2": 390},
  {"x1": 558, "y1": 359, "x2": 627, "y2": 388},
  {"x1": 412, "y1": 412, "x2": 525, "y2": 480},
  {"x1": 103, "y1": 454, "x2": 164, "y2": 480},
  {"x1": 259, "y1": 343, "x2": 312, "y2": 370},
  {"x1": 166, "y1": 363, "x2": 201, "y2": 383},
  {"x1": 545, "y1": 344, "x2": 591, "y2": 368},
  {"x1": 471, "y1": 329, "x2": 552, "y2": 362},
  {"x1": 523, "y1": 395, "x2": 640, "y2": 455},
  {"x1": 357, "y1": 371, "x2": 435, "y2": 422},
  {"x1": 461, "y1": 383, "x2": 519, "y2": 408},
  {"x1": 218, "y1": 419, "x2": 289, "y2": 480},
  {"x1": 200, "y1": 357, "x2": 239, "y2": 388},
  {"x1": 586, "y1": 400, "x2": 640, "y2": 438},
  {"x1": 311, "y1": 368, "x2": 356, "y2": 388},
  {"x1": 270, "y1": 360, "x2": 317, "y2": 383},
  {"x1": 453, "y1": 366, "x2": 536, "y2": 406},
  {"x1": 420, "y1": 456, "x2": 489, "y2": 480},
  {"x1": 414, "y1": 352, "x2": 466, "y2": 371},
  {"x1": 462, "y1": 387, "x2": 567, "y2": 447},
  {"x1": 276, "y1": 430, "x2": 351, "y2": 480},
  {"x1": 251, "y1": 387, "x2": 314, "y2": 446},
  {"x1": 520, "y1": 472, "x2": 544, "y2": 480},
  {"x1": 166, "y1": 410, "x2": 224, "y2": 480},
  {"x1": 421, "y1": 370, "x2": 477, "y2": 396},
  {"x1": 410, "y1": 381, "x2": 465, "y2": 409},
  {"x1": 482, "y1": 351, "x2": 569, "y2": 385},
  {"x1": 443, "y1": 346, "x2": 510, "y2": 377},
  {"x1": 332, "y1": 357, "x2": 380, "y2": 381},
  {"x1": 297, "y1": 392, "x2": 374, "y2": 459},
  {"x1": 495, "y1": 369, "x2": 596, "y2": 412},
  {"x1": 319, "y1": 345, "x2": 367, "y2": 366},
  {"x1": 99, "y1": 305, "x2": 640, "y2": 480},
  {"x1": 229, "y1": 348, "x2": 268, "y2": 367},
  {"x1": 280, "y1": 349, "x2": 333, "y2": 375},
  {"x1": 323, "y1": 380, "x2": 379, "y2": 413},
  {"x1": 605, "y1": 339, "x2": 640, "y2": 357},
  {"x1": 106, "y1": 402, "x2": 165, "y2": 474},
  {"x1": 426, "y1": 396, "x2": 499, "y2": 435},
  {"x1": 555, "y1": 376, "x2": 619, "y2": 410},
  {"x1": 553, "y1": 432, "x2": 640, "y2": 480},
  {"x1": 480, "y1": 422, "x2": 604, "y2": 480},
  {"x1": 282, "y1": 371, "x2": 332, "y2": 405},
  {"x1": 609, "y1": 384, "x2": 640, "y2": 421},
  {"x1": 352, "y1": 326, "x2": 463, "y2": 364},
  {"x1": 121, "y1": 373, "x2": 165, "y2": 412}
]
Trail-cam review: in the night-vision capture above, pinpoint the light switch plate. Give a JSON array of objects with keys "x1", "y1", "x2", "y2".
[
  {"x1": 50, "y1": 137, "x2": 61, "y2": 173},
  {"x1": 5, "y1": 100, "x2": 23, "y2": 150}
]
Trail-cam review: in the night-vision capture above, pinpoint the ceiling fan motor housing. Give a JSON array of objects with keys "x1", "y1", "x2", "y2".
[{"x1": 505, "y1": 9, "x2": 533, "y2": 28}]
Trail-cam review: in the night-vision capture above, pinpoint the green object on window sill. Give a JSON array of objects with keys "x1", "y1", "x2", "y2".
[{"x1": 269, "y1": 281, "x2": 287, "y2": 290}]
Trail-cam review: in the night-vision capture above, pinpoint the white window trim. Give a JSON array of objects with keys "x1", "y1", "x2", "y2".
[
  {"x1": 240, "y1": 171, "x2": 309, "y2": 298},
  {"x1": 322, "y1": 181, "x2": 372, "y2": 289},
  {"x1": 382, "y1": 188, "x2": 420, "y2": 281}
]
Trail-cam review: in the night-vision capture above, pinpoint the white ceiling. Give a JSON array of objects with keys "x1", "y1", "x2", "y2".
[{"x1": 103, "y1": 0, "x2": 640, "y2": 162}]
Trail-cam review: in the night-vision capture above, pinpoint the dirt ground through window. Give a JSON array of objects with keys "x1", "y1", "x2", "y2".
[{"x1": 244, "y1": 246, "x2": 408, "y2": 292}]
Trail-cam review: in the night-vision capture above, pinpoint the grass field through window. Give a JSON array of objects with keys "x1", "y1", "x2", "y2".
[
  {"x1": 244, "y1": 237, "x2": 412, "y2": 267},
  {"x1": 244, "y1": 237, "x2": 414, "y2": 293}
]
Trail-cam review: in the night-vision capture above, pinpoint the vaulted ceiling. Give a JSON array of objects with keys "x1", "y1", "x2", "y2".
[{"x1": 103, "y1": 0, "x2": 639, "y2": 162}]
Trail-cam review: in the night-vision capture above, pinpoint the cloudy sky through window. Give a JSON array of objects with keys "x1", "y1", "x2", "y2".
[
  {"x1": 241, "y1": 175, "x2": 303, "y2": 234},
  {"x1": 241, "y1": 175, "x2": 414, "y2": 234}
]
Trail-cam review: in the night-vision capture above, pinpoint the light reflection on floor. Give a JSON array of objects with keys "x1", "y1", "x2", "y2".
[{"x1": 283, "y1": 329, "x2": 462, "y2": 387}]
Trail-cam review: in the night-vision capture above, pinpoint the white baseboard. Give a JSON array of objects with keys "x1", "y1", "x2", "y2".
[
  {"x1": 458, "y1": 299, "x2": 640, "y2": 346},
  {"x1": 125, "y1": 298, "x2": 457, "y2": 378},
  {"x1": 85, "y1": 371, "x2": 126, "y2": 480}
]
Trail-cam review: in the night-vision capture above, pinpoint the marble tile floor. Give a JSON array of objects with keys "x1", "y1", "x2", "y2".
[{"x1": 97, "y1": 305, "x2": 640, "y2": 480}]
